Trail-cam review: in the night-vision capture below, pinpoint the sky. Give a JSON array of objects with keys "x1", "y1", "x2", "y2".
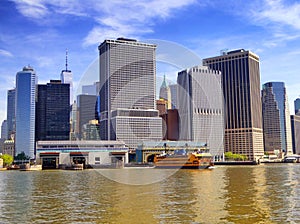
[{"x1": 1, "y1": 0, "x2": 300, "y2": 129}]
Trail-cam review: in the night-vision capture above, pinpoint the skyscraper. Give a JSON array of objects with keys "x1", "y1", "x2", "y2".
[
  {"x1": 262, "y1": 82, "x2": 293, "y2": 155},
  {"x1": 82, "y1": 82, "x2": 98, "y2": 95},
  {"x1": 36, "y1": 80, "x2": 70, "y2": 141},
  {"x1": 15, "y1": 66, "x2": 37, "y2": 159},
  {"x1": 169, "y1": 84, "x2": 178, "y2": 109},
  {"x1": 291, "y1": 115, "x2": 300, "y2": 154},
  {"x1": 159, "y1": 75, "x2": 171, "y2": 109},
  {"x1": 99, "y1": 38, "x2": 162, "y2": 148},
  {"x1": 60, "y1": 50, "x2": 73, "y2": 105},
  {"x1": 1, "y1": 120, "x2": 7, "y2": 140},
  {"x1": 6, "y1": 88, "x2": 16, "y2": 139},
  {"x1": 294, "y1": 98, "x2": 300, "y2": 115},
  {"x1": 203, "y1": 49, "x2": 264, "y2": 161},
  {"x1": 76, "y1": 94, "x2": 98, "y2": 140},
  {"x1": 177, "y1": 65, "x2": 224, "y2": 159}
]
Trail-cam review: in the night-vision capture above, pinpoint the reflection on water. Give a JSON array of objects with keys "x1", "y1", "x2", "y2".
[{"x1": 0, "y1": 164, "x2": 300, "y2": 223}]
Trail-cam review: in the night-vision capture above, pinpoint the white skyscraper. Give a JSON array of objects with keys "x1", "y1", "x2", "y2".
[
  {"x1": 60, "y1": 50, "x2": 73, "y2": 105},
  {"x1": 15, "y1": 66, "x2": 37, "y2": 159},
  {"x1": 177, "y1": 65, "x2": 224, "y2": 159},
  {"x1": 99, "y1": 38, "x2": 162, "y2": 149}
]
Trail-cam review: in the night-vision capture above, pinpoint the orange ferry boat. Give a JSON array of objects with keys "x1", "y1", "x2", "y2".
[{"x1": 154, "y1": 149, "x2": 214, "y2": 169}]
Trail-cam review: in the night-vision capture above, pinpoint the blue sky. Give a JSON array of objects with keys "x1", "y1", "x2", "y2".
[{"x1": 1, "y1": 0, "x2": 300, "y2": 127}]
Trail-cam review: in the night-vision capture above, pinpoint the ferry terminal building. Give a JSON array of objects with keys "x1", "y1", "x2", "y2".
[{"x1": 36, "y1": 140, "x2": 128, "y2": 169}]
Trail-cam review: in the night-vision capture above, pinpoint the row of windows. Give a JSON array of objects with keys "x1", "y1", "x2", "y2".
[{"x1": 193, "y1": 108, "x2": 222, "y2": 115}]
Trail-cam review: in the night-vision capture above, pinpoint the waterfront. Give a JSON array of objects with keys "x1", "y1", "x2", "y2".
[{"x1": 0, "y1": 164, "x2": 299, "y2": 223}]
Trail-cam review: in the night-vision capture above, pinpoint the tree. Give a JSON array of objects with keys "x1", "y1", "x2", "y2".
[
  {"x1": 0, "y1": 154, "x2": 14, "y2": 167},
  {"x1": 15, "y1": 151, "x2": 30, "y2": 161},
  {"x1": 224, "y1": 152, "x2": 248, "y2": 161}
]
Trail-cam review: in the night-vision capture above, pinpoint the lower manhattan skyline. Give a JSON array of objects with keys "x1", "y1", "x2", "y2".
[{"x1": 1, "y1": 0, "x2": 300, "y2": 127}]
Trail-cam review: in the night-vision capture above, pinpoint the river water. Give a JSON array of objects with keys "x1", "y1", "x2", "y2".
[{"x1": 0, "y1": 163, "x2": 299, "y2": 224}]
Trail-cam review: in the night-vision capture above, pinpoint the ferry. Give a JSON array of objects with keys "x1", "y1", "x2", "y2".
[{"x1": 154, "y1": 149, "x2": 214, "y2": 169}]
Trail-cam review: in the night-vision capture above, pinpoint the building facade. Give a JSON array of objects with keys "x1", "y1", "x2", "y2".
[
  {"x1": 1, "y1": 120, "x2": 7, "y2": 140},
  {"x1": 294, "y1": 98, "x2": 300, "y2": 115},
  {"x1": 36, "y1": 80, "x2": 70, "y2": 141},
  {"x1": 82, "y1": 119, "x2": 100, "y2": 140},
  {"x1": 70, "y1": 101, "x2": 77, "y2": 140},
  {"x1": 177, "y1": 65, "x2": 224, "y2": 159},
  {"x1": 3, "y1": 139, "x2": 14, "y2": 158},
  {"x1": 161, "y1": 109, "x2": 179, "y2": 141},
  {"x1": 262, "y1": 82, "x2": 293, "y2": 155},
  {"x1": 291, "y1": 115, "x2": 300, "y2": 154},
  {"x1": 36, "y1": 140, "x2": 128, "y2": 169},
  {"x1": 6, "y1": 88, "x2": 16, "y2": 139},
  {"x1": 15, "y1": 66, "x2": 37, "y2": 159},
  {"x1": 203, "y1": 49, "x2": 264, "y2": 161},
  {"x1": 98, "y1": 38, "x2": 162, "y2": 148},
  {"x1": 169, "y1": 84, "x2": 178, "y2": 109},
  {"x1": 76, "y1": 94, "x2": 98, "y2": 140}
]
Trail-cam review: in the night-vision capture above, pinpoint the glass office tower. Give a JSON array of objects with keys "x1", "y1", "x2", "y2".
[
  {"x1": 262, "y1": 82, "x2": 293, "y2": 155},
  {"x1": 15, "y1": 66, "x2": 37, "y2": 159},
  {"x1": 36, "y1": 80, "x2": 70, "y2": 141}
]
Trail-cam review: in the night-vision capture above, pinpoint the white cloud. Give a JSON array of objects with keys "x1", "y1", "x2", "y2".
[
  {"x1": 12, "y1": 0, "x2": 48, "y2": 19},
  {"x1": 254, "y1": 0, "x2": 300, "y2": 30},
  {"x1": 83, "y1": 0, "x2": 197, "y2": 46},
  {"x1": 11, "y1": 0, "x2": 198, "y2": 46},
  {"x1": 35, "y1": 56, "x2": 55, "y2": 68},
  {"x1": 0, "y1": 49, "x2": 13, "y2": 57}
]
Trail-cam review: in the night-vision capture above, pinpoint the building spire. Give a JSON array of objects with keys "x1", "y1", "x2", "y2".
[
  {"x1": 161, "y1": 74, "x2": 167, "y2": 88},
  {"x1": 65, "y1": 49, "x2": 68, "y2": 71}
]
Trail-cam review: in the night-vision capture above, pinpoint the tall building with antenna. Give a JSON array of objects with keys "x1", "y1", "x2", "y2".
[{"x1": 60, "y1": 49, "x2": 73, "y2": 105}]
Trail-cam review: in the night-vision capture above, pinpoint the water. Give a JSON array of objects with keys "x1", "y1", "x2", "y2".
[{"x1": 0, "y1": 164, "x2": 300, "y2": 223}]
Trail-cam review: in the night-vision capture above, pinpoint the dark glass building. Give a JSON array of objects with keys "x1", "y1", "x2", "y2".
[
  {"x1": 203, "y1": 49, "x2": 264, "y2": 161},
  {"x1": 262, "y1": 82, "x2": 293, "y2": 155},
  {"x1": 36, "y1": 80, "x2": 70, "y2": 141},
  {"x1": 6, "y1": 88, "x2": 16, "y2": 139},
  {"x1": 294, "y1": 98, "x2": 300, "y2": 115}
]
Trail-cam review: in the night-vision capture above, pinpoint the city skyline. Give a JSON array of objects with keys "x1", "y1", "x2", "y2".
[{"x1": 1, "y1": 0, "x2": 300, "y2": 128}]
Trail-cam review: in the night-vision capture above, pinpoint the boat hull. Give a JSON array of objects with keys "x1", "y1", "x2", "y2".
[
  {"x1": 155, "y1": 165, "x2": 211, "y2": 169},
  {"x1": 154, "y1": 153, "x2": 213, "y2": 169}
]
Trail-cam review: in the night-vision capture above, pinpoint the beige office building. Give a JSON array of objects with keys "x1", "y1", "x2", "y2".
[{"x1": 203, "y1": 49, "x2": 264, "y2": 161}]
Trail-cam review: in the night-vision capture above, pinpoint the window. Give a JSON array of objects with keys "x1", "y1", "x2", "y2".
[{"x1": 95, "y1": 157, "x2": 100, "y2": 164}]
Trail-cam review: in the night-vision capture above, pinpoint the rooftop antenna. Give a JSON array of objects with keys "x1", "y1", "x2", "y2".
[{"x1": 65, "y1": 49, "x2": 68, "y2": 71}]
